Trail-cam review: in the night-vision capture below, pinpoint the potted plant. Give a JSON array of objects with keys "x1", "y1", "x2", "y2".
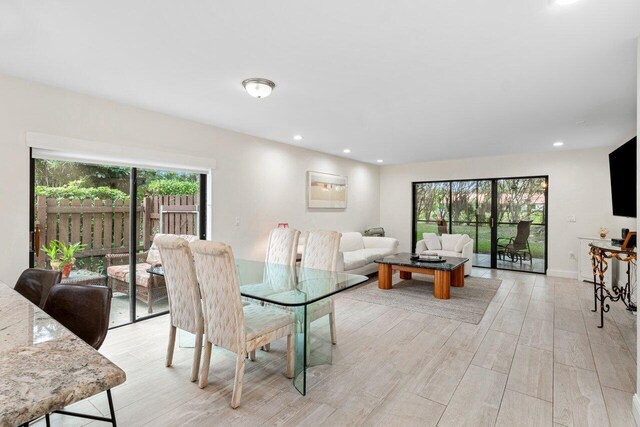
[
  {"x1": 41, "y1": 240, "x2": 62, "y2": 270},
  {"x1": 58, "y1": 241, "x2": 87, "y2": 278}
]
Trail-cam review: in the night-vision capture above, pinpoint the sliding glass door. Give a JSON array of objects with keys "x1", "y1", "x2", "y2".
[
  {"x1": 450, "y1": 180, "x2": 492, "y2": 268},
  {"x1": 413, "y1": 176, "x2": 548, "y2": 274},
  {"x1": 495, "y1": 177, "x2": 547, "y2": 273},
  {"x1": 134, "y1": 167, "x2": 202, "y2": 320},
  {"x1": 30, "y1": 156, "x2": 206, "y2": 327}
]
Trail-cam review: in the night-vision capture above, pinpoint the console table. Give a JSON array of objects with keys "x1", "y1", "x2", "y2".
[{"x1": 589, "y1": 242, "x2": 636, "y2": 328}]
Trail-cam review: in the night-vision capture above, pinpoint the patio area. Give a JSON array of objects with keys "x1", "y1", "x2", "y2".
[{"x1": 472, "y1": 253, "x2": 545, "y2": 273}]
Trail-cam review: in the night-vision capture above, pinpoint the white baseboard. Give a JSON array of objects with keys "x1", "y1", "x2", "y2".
[
  {"x1": 546, "y1": 269, "x2": 578, "y2": 279},
  {"x1": 632, "y1": 393, "x2": 640, "y2": 426}
]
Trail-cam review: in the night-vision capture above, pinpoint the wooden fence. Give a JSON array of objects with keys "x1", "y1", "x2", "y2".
[{"x1": 35, "y1": 195, "x2": 198, "y2": 268}]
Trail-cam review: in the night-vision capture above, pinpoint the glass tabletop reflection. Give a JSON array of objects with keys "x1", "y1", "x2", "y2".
[
  {"x1": 147, "y1": 259, "x2": 368, "y2": 306},
  {"x1": 147, "y1": 259, "x2": 368, "y2": 396}
]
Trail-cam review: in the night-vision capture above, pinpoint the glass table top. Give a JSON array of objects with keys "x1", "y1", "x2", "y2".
[
  {"x1": 148, "y1": 259, "x2": 368, "y2": 307},
  {"x1": 590, "y1": 241, "x2": 637, "y2": 254}
]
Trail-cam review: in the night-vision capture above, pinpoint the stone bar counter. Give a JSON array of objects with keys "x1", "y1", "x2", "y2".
[{"x1": 0, "y1": 281, "x2": 126, "y2": 426}]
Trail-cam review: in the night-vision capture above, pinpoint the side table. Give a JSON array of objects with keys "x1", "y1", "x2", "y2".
[
  {"x1": 589, "y1": 242, "x2": 636, "y2": 328},
  {"x1": 61, "y1": 269, "x2": 108, "y2": 287}
]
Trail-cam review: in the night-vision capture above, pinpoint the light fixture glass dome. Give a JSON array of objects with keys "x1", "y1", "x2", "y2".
[
  {"x1": 551, "y1": 0, "x2": 581, "y2": 5},
  {"x1": 242, "y1": 78, "x2": 275, "y2": 98}
]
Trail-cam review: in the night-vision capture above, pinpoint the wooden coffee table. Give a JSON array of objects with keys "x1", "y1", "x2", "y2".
[{"x1": 374, "y1": 253, "x2": 468, "y2": 299}]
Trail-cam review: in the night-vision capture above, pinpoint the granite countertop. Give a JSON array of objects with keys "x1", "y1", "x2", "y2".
[{"x1": 0, "y1": 281, "x2": 126, "y2": 426}]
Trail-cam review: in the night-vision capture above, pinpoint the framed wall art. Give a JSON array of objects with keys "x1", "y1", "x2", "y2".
[{"x1": 307, "y1": 171, "x2": 347, "y2": 209}]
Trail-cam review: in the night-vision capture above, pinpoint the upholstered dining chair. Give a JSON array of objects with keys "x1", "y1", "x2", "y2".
[
  {"x1": 43, "y1": 284, "x2": 117, "y2": 426},
  {"x1": 300, "y1": 231, "x2": 343, "y2": 344},
  {"x1": 265, "y1": 227, "x2": 301, "y2": 266},
  {"x1": 190, "y1": 240, "x2": 295, "y2": 409},
  {"x1": 300, "y1": 230, "x2": 342, "y2": 345},
  {"x1": 155, "y1": 235, "x2": 204, "y2": 382},
  {"x1": 257, "y1": 227, "x2": 300, "y2": 355},
  {"x1": 14, "y1": 268, "x2": 61, "y2": 308}
]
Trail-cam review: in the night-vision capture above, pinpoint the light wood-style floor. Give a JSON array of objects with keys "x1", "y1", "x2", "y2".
[{"x1": 38, "y1": 268, "x2": 637, "y2": 426}]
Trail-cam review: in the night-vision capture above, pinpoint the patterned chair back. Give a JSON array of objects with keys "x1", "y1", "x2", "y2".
[
  {"x1": 190, "y1": 240, "x2": 245, "y2": 354},
  {"x1": 301, "y1": 231, "x2": 342, "y2": 271},
  {"x1": 155, "y1": 235, "x2": 203, "y2": 335},
  {"x1": 265, "y1": 228, "x2": 301, "y2": 266}
]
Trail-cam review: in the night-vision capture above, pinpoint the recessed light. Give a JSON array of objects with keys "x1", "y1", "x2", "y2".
[
  {"x1": 343, "y1": 149, "x2": 351, "y2": 153},
  {"x1": 551, "y1": 0, "x2": 581, "y2": 5},
  {"x1": 242, "y1": 78, "x2": 275, "y2": 98},
  {"x1": 293, "y1": 135, "x2": 303, "y2": 141},
  {"x1": 553, "y1": 141, "x2": 564, "y2": 147},
  {"x1": 376, "y1": 159, "x2": 384, "y2": 163}
]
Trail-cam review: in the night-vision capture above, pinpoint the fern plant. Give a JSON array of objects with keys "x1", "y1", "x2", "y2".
[{"x1": 58, "y1": 241, "x2": 87, "y2": 266}]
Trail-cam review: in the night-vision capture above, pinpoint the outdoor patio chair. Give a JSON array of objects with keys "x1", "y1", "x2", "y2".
[
  {"x1": 105, "y1": 233, "x2": 199, "y2": 313},
  {"x1": 497, "y1": 220, "x2": 533, "y2": 264}
]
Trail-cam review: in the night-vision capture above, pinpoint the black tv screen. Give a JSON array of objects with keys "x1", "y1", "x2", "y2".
[{"x1": 609, "y1": 137, "x2": 637, "y2": 218}]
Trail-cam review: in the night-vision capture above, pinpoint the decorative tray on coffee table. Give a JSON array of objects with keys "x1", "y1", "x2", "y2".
[{"x1": 410, "y1": 254, "x2": 447, "y2": 263}]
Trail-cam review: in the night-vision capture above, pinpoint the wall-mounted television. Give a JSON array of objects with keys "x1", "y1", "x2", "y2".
[{"x1": 609, "y1": 137, "x2": 637, "y2": 218}]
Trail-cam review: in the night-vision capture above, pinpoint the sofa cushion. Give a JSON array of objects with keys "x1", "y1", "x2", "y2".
[
  {"x1": 438, "y1": 250, "x2": 464, "y2": 258},
  {"x1": 107, "y1": 263, "x2": 154, "y2": 287},
  {"x1": 455, "y1": 234, "x2": 472, "y2": 252},
  {"x1": 360, "y1": 248, "x2": 393, "y2": 263},
  {"x1": 441, "y1": 234, "x2": 462, "y2": 251},
  {"x1": 342, "y1": 251, "x2": 369, "y2": 271},
  {"x1": 420, "y1": 250, "x2": 462, "y2": 258},
  {"x1": 422, "y1": 233, "x2": 442, "y2": 250},
  {"x1": 340, "y1": 232, "x2": 365, "y2": 252}
]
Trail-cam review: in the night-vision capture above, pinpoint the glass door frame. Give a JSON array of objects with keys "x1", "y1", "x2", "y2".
[
  {"x1": 29, "y1": 150, "x2": 208, "y2": 327},
  {"x1": 412, "y1": 174, "x2": 549, "y2": 274}
]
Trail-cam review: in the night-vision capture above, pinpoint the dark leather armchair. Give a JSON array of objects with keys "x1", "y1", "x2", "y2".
[
  {"x1": 14, "y1": 268, "x2": 62, "y2": 308},
  {"x1": 44, "y1": 284, "x2": 112, "y2": 350}
]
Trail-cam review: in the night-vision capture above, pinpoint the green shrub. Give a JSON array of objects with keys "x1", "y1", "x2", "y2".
[
  {"x1": 35, "y1": 181, "x2": 129, "y2": 201},
  {"x1": 144, "y1": 179, "x2": 199, "y2": 196}
]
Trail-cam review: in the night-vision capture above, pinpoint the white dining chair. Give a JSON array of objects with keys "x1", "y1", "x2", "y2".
[
  {"x1": 300, "y1": 230, "x2": 342, "y2": 345},
  {"x1": 155, "y1": 235, "x2": 204, "y2": 382},
  {"x1": 256, "y1": 227, "x2": 300, "y2": 356},
  {"x1": 265, "y1": 227, "x2": 301, "y2": 265},
  {"x1": 190, "y1": 240, "x2": 295, "y2": 408}
]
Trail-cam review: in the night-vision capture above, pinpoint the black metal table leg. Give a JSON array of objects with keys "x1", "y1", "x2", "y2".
[{"x1": 592, "y1": 272, "x2": 597, "y2": 312}]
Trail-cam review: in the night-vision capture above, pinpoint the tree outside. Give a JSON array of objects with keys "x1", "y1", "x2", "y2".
[{"x1": 414, "y1": 178, "x2": 546, "y2": 259}]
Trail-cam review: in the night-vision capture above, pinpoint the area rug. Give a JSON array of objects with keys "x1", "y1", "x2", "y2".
[{"x1": 344, "y1": 275, "x2": 502, "y2": 325}]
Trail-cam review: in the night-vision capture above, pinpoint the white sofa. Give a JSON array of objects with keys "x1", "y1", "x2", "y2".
[
  {"x1": 415, "y1": 233, "x2": 474, "y2": 276},
  {"x1": 339, "y1": 232, "x2": 399, "y2": 275}
]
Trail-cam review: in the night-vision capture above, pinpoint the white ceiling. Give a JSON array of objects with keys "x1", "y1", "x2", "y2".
[{"x1": 0, "y1": 0, "x2": 637, "y2": 164}]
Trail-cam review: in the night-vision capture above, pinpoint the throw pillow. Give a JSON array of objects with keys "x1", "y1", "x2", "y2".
[
  {"x1": 455, "y1": 234, "x2": 471, "y2": 252},
  {"x1": 422, "y1": 233, "x2": 442, "y2": 250},
  {"x1": 441, "y1": 234, "x2": 462, "y2": 251}
]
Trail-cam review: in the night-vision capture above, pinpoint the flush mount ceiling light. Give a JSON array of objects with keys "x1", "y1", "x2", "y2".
[
  {"x1": 293, "y1": 135, "x2": 303, "y2": 141},
  {"x1": 343, "y1": 149, "x2": 351, "y2": 153},
  {"x1": 376, "y1": 159, "x2": 384, "y2": 163},
  {"x1": 242, "y1": 78, "x2": 275, "y2": 98},
  {"x1": 553, "y1": 141, "x2": 564, "y2": 147}
]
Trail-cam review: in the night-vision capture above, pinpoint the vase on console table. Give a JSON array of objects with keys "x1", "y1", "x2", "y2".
[{"x1": 599, "y1": 227, "x2": 608, "y2": 239}]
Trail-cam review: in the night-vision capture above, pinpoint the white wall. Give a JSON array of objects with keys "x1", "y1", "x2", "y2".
[
  {"x1": 0, "y1": 74, "x2": 380, "y2": 284},
  {"x1": 379, "y1": 147, "x2": 635, "y2": 277}
]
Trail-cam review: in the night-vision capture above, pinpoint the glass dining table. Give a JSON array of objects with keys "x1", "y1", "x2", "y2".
[{"x1": 148, "y1": 259, "x2": 368, "y2": 395}]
